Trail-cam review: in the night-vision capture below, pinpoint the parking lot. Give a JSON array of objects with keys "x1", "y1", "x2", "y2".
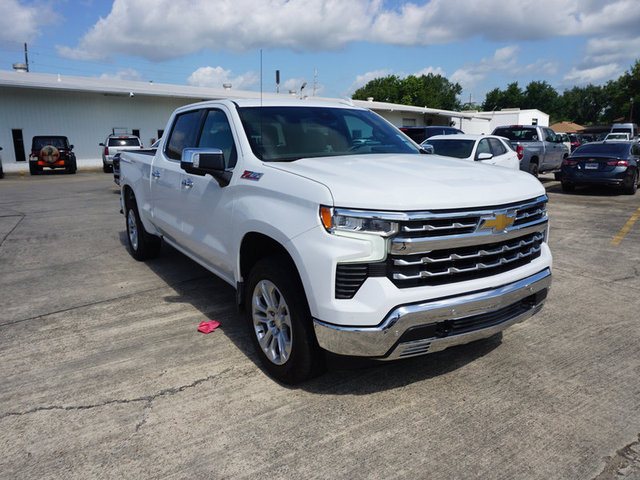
[{"x1": 1, "y1": 169, "x2": 639, "y2": 479}]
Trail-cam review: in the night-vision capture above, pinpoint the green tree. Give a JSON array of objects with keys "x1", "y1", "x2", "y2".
[
  {"x1": 352, "y1": 75, "x2": 402, "y2": 103},
  {"x1": 523, "y1": 81, "x2": 559, "y2": 117},
  {"x1": 601, "y1": 59, "x2": 640, "y2": 124},
  {"x1": 481, "y1": 82, "x2": 524, "y2": 111},
  {"x1": 557, "y1": 84, "x2": 606, "y2": 125},
  {"x1": 353, "y1": 73, "x2": 462, "y2": 110}
]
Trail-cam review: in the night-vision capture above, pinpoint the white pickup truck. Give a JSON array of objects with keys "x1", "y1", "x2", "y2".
[{"x1": 119, "y1": 99, "x2": 552, "y2": 384}]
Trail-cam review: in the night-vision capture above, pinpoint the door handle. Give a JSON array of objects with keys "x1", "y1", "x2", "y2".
[
  {"x1": 181, "y1": 179, "x2": 194, "y2": 188},
  {"x1": 151, "y1": 170, "x2": 161, "y2": 178}
]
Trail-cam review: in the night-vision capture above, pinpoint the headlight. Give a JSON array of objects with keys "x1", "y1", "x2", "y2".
[{"x1": 320, "y1": 206, "x2": 398, "y2": 237}]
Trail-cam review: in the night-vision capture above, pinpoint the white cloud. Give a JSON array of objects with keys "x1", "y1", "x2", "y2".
[
  {"x1": 413, "y1": 66, "x2": 445, "y2": 77},
  {"x1": 369, "y1": 0, "x2": 640, "y2": 45},
  {"x1": 187, "y1": 66, "x2": 259, "y2": 90},
  {"x1": 449, "y1": 46, "x2": 520, "y2": 89},
  {"x1": 54, "y1": 0, "x2": 640, "y2": 94},
  {"x1": 0, "y1": 0, "x2": 58, "y2": 43},
  {"x1": 57, "y1": 0, "x2": 640, "y2": 62},
  {"x1": 581, "y1": 35, "x2": 640, "y2": 66},
  {"x1": 58, "y1": 0, "x2": 378, "y2": 61},
  {"x1": 563, "y1": 63, "x2": 623, "y2": 86},
  {"x1": 99, "y1": 68, "x2": 144, "y2": 81}
]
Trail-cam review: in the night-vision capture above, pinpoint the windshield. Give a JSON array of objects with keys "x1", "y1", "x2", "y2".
[
  {"x1": 424, "y1": 139, "x2": 475, "y2": 158},
  {"x1": 32, "y1": 137, "x2": 69, "y2": 150},
  {"x1": 237, "y1": 106, "x2": 420, "y2": 161},
  {"x1": 573, "y1": 143, "x2": 629, "y2": 156}
]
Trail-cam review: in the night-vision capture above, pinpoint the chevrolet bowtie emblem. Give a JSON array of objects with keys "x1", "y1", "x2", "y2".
[{"x1": 480, "y1": 211, "x2": 516, "y2": 232}]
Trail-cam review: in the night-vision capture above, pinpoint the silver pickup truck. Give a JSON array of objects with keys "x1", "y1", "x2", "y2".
[{"x1": 492, "y1": 125, "x2": 569, "y2": 178}]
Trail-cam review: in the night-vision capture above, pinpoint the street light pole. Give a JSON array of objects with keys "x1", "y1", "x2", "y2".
[{"x1": 630, "y1": 97, "x2": 634, "y2": 123}]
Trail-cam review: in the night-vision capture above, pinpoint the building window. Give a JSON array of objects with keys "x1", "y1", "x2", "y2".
[{"x1": 402, "y1": 118, "x2": 416, "y2": 127}]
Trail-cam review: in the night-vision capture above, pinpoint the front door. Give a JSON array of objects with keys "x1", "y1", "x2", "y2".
[
  {"x1": 179, "y1": 108, "x2": 239, "y2": 281},
  {"x1": 151, "y1": 109, "x2": 204, "y2": 242}
]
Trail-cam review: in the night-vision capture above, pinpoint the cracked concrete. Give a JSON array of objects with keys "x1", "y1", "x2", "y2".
[
  {"x1": 1, "y1": 173, "x2": 639, "y2": 479},
  {"x1": 595, "y1": 435, "x2": 640, "y2": 479},
  {"x1": 0, "y1": 371, "x2": 229, "y2": 420}
]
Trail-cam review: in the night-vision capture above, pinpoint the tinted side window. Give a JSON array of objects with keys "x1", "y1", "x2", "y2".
[
  {"x1": 165, "y1": 110, "x2": 203, "y2": 160},
  {"x1": 544, "y1": 128, "x2": 556, "y2": 142},
  {"x1": 198, "y1": 109, "x2": 237, "y2": 169},
  {"x1": 489, "y1": 138, "x2": 507, "y2": 155},
  {"x1": 476, "y1": 139, "x2": 491, "y2": 157}
]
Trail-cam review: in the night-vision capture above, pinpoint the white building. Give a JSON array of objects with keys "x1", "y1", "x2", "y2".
[
  {"x1": 0, "y1": 70, "x2": 490, "y2": 166},
  {"x1": 457, "y1": 108, "x2": 550, "y2": 135}
]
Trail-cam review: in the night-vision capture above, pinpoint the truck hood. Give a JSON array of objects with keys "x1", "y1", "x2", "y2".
[{"x1": 268, "y1": 154, "x2": 545, "y2": 210}]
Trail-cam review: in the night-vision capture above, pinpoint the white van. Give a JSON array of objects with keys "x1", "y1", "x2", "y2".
[{"x1": 610, "y1": 123, "x2": 638, "y2": 139}]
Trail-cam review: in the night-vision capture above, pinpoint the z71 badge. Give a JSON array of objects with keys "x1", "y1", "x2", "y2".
[{"x1": 241, "y1": 170, "x2": 264, "y2": 181}]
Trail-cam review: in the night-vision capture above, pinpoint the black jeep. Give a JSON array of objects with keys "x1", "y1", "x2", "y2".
[{"x1": 29, "y1": 136, "x2": 77, "y2": 175}]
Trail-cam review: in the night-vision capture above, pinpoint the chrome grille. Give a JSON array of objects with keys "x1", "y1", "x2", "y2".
[{"x1": 389, "y1": 196, "x2": 547, "y2": 288}]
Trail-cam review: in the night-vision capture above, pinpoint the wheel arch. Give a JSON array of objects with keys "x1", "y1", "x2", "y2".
[{"x1": 238, "y1": 232, "x2": 306, "y2": 307}]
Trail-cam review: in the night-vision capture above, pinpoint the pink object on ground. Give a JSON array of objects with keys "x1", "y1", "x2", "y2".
[{"x1": 198, "y1": 320, "x2": 220, "y2": 333}]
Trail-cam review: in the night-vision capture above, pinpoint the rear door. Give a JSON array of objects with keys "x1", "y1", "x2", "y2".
[
  {"x1": 541, "y1": 128, "x2": 564, "y2": 170},
  {"x1": 487, "y1": 137, "x2": 518, "y2": 169}
]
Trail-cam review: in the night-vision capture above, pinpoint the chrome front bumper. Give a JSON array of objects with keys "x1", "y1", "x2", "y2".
[{"x1": 313, "y1": 269, "x2": 551, "y2": 359}]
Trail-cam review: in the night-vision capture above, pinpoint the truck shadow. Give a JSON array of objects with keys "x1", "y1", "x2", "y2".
[
  {"x1": 544, "y1": 182, "x2": 627, "y2": 196},
  {"x1": 118, "y1": 231, "x2": 503, "y2": 393}
]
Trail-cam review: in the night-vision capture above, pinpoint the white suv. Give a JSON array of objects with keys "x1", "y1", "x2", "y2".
[{"x1": 100, "y1": 134, "x2": 142, "y2": 172}]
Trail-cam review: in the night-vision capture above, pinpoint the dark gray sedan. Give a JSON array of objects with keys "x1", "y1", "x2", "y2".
[{"x1": 560, "y1": 141, "x2": 640, "y2": 194}]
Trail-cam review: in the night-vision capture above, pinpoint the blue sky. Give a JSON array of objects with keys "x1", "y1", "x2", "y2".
[{"x1": 1, "y1": 0, "x2": 639, "y2": 105}]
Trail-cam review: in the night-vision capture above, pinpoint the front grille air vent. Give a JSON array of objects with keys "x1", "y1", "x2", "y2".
[{"x1": 335, "y1": 264, "x2": 368, "y2": 299}]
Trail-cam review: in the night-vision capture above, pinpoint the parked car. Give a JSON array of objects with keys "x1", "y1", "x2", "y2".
[
  {"x1": 422, "y1": 134, "x2": 519, "y2": 169},
  {"x1": 399, "y1": 126, "x2": 464, "y2": 144},
  {"x1": 560, "y1": 141, "x2": 640, "y2": 194},
  {"x1": 0, "y1": 146, "x2": 4, "y2": 179},
  {"x1": 568, "y1": 134, "x2": 582, "y2": 151},
  {"x1": 29, "y1": 136, "x2": 77, "y2": 175},
  {"x1": 491, "y1": 125, "x2": 568, "y2": 178},
  {"x1": 100, "y1": 134, "x2": 142, "y2": 172},
  {"x1": 604, "y1": 133, "x2": 630, "y2": 142},
  {"x1": 555, "y1": 132, "x2": 572, "y2": 152},
  {"x1": 610, "y1": 122, "x2": 638, "y2": 139}
]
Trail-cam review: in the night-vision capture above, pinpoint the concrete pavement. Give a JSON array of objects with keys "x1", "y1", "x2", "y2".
[{"x1": 0, "y1": 172, "x2": 639, "y2": 479}]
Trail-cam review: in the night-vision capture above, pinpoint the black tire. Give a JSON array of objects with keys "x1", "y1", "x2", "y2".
[
  {"x1": 561, "y1": 182, "x2": 575, "y2": 192},
  {"x1": 528, "y1": 161, "x2": 539, "y2": 178},
  {"x1": 622, "y1": 169, "x2": 638, "y2": 195},
  {"x1": 125, "y1": 195, "x2": 161, "y2": 261},
  {"x1": 244, "y1": 256, "x2": 324, "y2": 384},
  {"x1": 66, "y1": 160, "x2": 77, "y2": 174},
  {"x1": 554, "y1": 171, "x2": 561, "y2": 181},
  {"x1": 29, "y1": 162, "x2": 39, "y2": 176},
  {"x1": 103, "y1": 162, "x2": 112, "y2": 173}
]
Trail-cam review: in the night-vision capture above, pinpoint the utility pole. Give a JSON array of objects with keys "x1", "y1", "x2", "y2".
[
  {"x1": 313, "y1": 68, "x2": 317, "y2": 97},
  {"x1": 630, "y1": 97, "x2": 634, "y2": 122},
  {"x1": 24, "y1": 43, "x2": 29, "y2": 72}
]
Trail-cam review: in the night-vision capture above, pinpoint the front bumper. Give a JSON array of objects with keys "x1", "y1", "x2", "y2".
[{"x1": 313, "y1": 268, "x2": 551, "y2": 359}]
